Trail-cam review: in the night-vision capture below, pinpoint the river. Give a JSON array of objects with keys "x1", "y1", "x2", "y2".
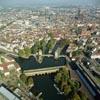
[
  {"x1": 15, "y1": 56, "x2": 66, "y2": 70},
  {"x1": 15, "y1": 56, "x2": 67, "y2": 100}
]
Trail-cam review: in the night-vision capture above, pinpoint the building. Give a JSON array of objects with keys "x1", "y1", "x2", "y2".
[
  {"x1": 0, "y1": 56, "x2": 21, "y2": 76},
  {"x1": 91, "y1": 50, "x2": 100, "y2": 59},
  {"x1": 0, "y1": 84, "x2": 20, "y2": 100}
]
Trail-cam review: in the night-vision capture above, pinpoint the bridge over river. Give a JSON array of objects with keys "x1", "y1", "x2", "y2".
[{"x1": 24, "y1": 66, "x2": 64, "y2": 76}]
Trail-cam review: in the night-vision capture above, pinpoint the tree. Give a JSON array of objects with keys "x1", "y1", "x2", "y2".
[
  {"x1": 63, "y1": 85, "x2": 72, "y2": 95},
  {"x1": 47, "y1": 32, "x2": 54, "y2": 39},
  {"x1": 39, "y1": 39, "x2": 46, "y2": 53},
  {"x1": 20, "y1": 73, "x2": 27, "y2": 83},
  {"x1": 18, "y1": 47, "x2": 31, "y2": 58},
  {"x1": 46, "y1": 39, "x2": 55, "y2": 54},
  {"x1": 60, "y1": 67, "x2": 70, "y2": 80},
  {"x1": 0, "y1": 57, "x2": 5, "y2": 63},
  {"x1": 78, "y1": 91, "x2": 88, "y2": 100},
  {"x1": 24, "y1": 47, "x2": 31, "y2": 57},
  {"x1": 72, "y1": 49, "x2": 83, "y2": 60},
  {"x1": 72, "y1": 81, "x2": 81, "y2": 93},
  {"x1": 74, "y1": 81, "x2": 81, "y2": 89},
  {"x1": 71, "y1": 93, "x2": 81, "y2": 100},
  {"x1": 68, "y1": 80, "x2": 81, "y2": 94},
  {"x1": 55, "y1": 72, "x2": 62, "y2": 83},
  {"x1": 65, "y1": 39, "x2": 70, "y2": 45},
  {"x1": 31, "y1": 40, "x2": 43, "y2": 54},
  {"x1": 18, "y1": 49, "x2": 25, "y2": 57},
  {"x1": 31, "y1": 43, "x2": 38, "y2": 54},
  {"x1": 0, "y1": 71, "x2": 4, "y2": 78},
  {"x1": 72, "y1": 49, "x2": 83, "y2": 57},
  {"x1": 26, "y1": 76, "x2": 34, "y2": 87}
]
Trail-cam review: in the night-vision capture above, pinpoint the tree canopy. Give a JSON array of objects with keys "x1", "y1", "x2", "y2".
[
  {"x1": 54, "y1": 67, "x2": 83, "y2": 97},
  {"x1": 18, "y1": 47, "x2": 31, "y2": 58}
]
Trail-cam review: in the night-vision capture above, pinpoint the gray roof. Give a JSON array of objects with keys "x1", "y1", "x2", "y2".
[{"x1": 0, "y1": 84, "x2": 20, "y2": 100}]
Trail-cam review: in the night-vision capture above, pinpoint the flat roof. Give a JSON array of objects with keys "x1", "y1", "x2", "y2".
[
  {"x1": 0, "y1": 84, "x2": 20, "y2": 100},
  {"x1": 0, "y1": 93, "x2": 8, "y2": 100}
]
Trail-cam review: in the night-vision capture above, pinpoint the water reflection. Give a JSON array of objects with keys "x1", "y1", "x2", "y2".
[
  {"x1": 15, "y1": 56, "x2": 66, "y2": 70},
  {"x1": 31, "y1": 74, "x2": 66, "y2": 100}
]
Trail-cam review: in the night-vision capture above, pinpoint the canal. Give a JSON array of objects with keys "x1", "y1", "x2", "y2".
[
  {"x1": 31, "y1": 74, "x2": 66, "y2": 100},
  {"x1": 15, "y1": 56, "x2": 66, "y2": 70},
  {"x1": 15, "y1": 56, "x2": 67, "y2": 100}
]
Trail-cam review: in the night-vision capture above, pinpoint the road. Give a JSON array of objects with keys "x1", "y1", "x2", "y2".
[
  {"x1": 68, "y1": 61, "x2": 95, "y2": 100},
  {"x1": 69, "y1": 59, "x2": 100, "y2": 100}
]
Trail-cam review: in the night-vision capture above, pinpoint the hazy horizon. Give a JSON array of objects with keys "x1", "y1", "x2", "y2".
[{"x1": 0, "y1": 0, "x2": 100, "y2": 8}]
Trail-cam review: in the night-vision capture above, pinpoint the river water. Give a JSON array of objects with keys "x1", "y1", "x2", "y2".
[
  {"x1": 15, "y1": 56, "x2": 67, "y2": 100},
  {"x1": 15, "y1": 56, "x2": 66, "y2": 70}
]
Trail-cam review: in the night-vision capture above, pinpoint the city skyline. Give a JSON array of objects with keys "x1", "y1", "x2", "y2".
[{"x1": 0, "y1": 0, "x2": 100, "y2": 100}]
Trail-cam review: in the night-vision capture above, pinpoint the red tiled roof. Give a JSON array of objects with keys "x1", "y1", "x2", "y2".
[
  {"x1": 0, "y1": 62, "x2": 15, "y2": 72},
  {"x1": 92, "y1": 50, "x2": 100, "y2": 55}
]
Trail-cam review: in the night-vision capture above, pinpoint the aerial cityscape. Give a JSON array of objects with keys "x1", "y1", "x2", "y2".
[{"x1": 0, "y1": 0, "x2": 100, "y2": 100}]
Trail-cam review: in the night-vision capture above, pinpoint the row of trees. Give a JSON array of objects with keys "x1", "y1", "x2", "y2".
[
  {"x1": 18, "y1": 32, "x2": 71, "y2": 58},
  {"x1": 31, "y1": 38, "x2": 47, "y2": 54},
  {"x1": 20, "y1": 73, "x2": 34, "y2": 87},
  {"x1": 18, "y1": 47, "x2": 31, "y2": 58},
  {"x1": 45, "y1": 38, "x2": 56, "y2": 54},
  {"x1": 54, "y1": 67, "x2": 88, "y2": 100},
  {"x1": 72, "y1": 49, "x2": 83, "y2": 58},
  {"x1": 18, "y1": 37, "x2": 56, "y2": 58}
]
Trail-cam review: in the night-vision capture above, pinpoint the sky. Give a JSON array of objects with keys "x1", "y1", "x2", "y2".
[{"x1": 0, "y1": 0, "x2": 99, "y2": 8}]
